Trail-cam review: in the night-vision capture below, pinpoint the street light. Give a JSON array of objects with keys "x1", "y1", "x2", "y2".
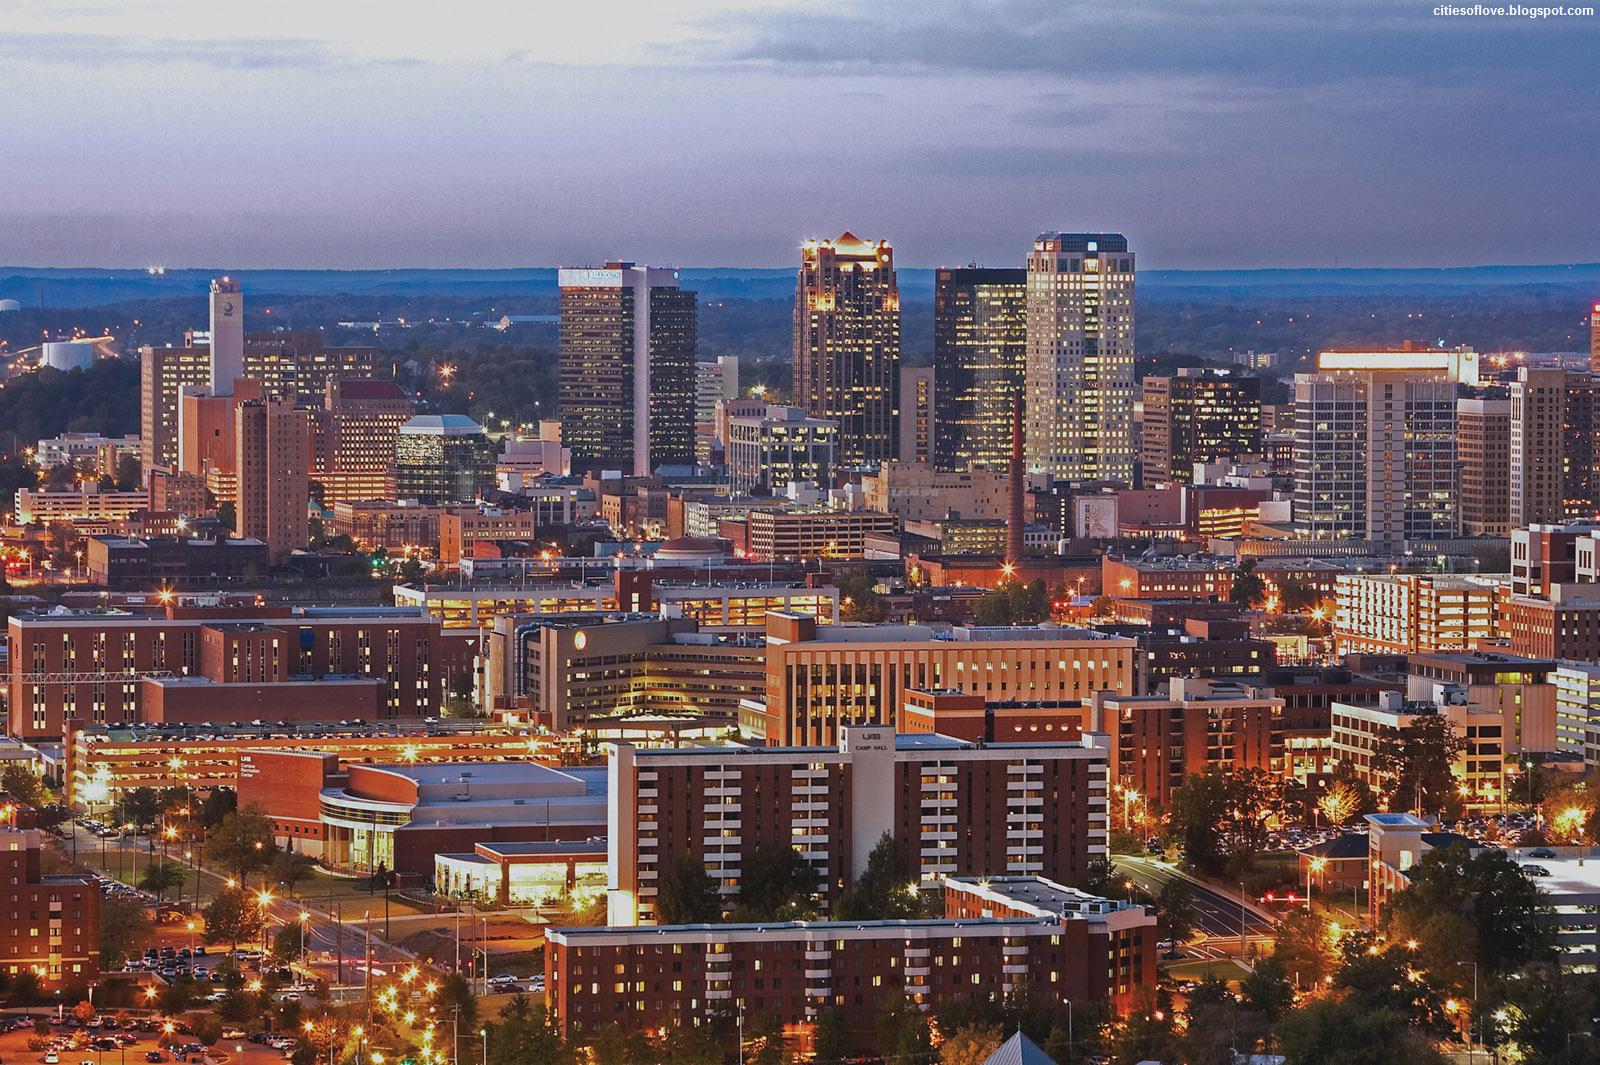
[{"x1": 1307, "y1": 857, "x2": 1326, "y2": 911}]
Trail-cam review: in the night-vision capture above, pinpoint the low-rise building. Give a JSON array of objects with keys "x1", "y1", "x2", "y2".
[
  {"x1": 1334, "y1": 573, "x2": 1501, "y2": 655},
  {"x1": 84, "y1": 535, "x2": 270, "y2": 588},
  {"x1": 1332, "y1": 689, "x2": 1506, "y2": 809},
  {"x1": 14, "y1": 484, "x2": 150, "y2": 525},
  {"x1": 237, "y1": 752, "x2": 606, "y2": 881},
  {"x1": 546, "y1": 876, "x2": 1155, "y2": 1039},
  {"x1": 744, "y1": 508, "x2": 901, "y2": 562}
]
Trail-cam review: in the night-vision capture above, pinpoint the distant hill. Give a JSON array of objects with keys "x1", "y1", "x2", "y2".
[{"x1": 3, "y1": 262, "x2": 1599, "y2": 308}]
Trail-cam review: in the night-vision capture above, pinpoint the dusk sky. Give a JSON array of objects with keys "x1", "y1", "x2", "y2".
[{"x1": 5, "y1": 0, "x2": 1597, "y2": 270}]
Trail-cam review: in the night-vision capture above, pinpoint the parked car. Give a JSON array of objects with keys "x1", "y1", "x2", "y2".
[{"x1": 1527, "y1": 848, "x2": 1558, "y2": 859}]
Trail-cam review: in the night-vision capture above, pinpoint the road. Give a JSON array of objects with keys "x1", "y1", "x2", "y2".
[{"x1": 1114, "y1": 855, "x2": 1279, "y2": 958}]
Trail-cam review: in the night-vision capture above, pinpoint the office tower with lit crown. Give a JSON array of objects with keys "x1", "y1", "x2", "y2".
[
  {"x1": 1510, "y1": 367, "x2": 1600, "y2": 526},
  {"x1": 1293, "y1": 350, "x2": 1458, "y2": 544},
  {"x1": 558, "y1": 263, "x2": 697, "y2": 475},
  {"x1": 793, "y1": 232, "x2": 901, "y2": 470},
  {"x1": 933, "y1": 267, "x2": 1027, "y2": 471},
  {"x1": 394, "y1": 415, "x2": 498, "y2": 504},
  {"x1": 235, "y1": 397, "x2": 310, "y2": 562},
  {"x1": 1140, "y1": 367, "x2": 1262, "y2": 485},
  {"x1": 1025, "y1": 233, "x2": 1136, "y2": 483},
  {"x1": 1457, "y1": 397, "x2": 1512, "y2": 537}
]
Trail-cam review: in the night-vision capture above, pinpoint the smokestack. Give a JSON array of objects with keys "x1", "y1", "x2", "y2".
[{"x1": 1006, "y1": 389, "x2": 1025, "y2": 569}]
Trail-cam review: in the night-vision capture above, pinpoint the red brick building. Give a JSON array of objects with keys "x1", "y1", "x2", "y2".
[
  {"x1": 1505, "y1": 591, "x2": 1600, "y2": 661},
  {"x1": 6, "y1": 601, "x2": 471, "y2": 740},
  {"x1": 610, "y1": 726, "x2": 1109, "y2": 926},
  {"x1": 1091, "y1": 677, "x2": 1285, "y2": 807},
  {"x1": 545, "y1": 876, "x2": 1155, "y2": 1040},
  {"x1": 0, "y1": 829, "x2": 99, "y2": 989}
]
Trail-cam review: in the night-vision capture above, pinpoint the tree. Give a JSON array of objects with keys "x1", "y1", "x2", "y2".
[
  {"x1": 975, "y1": 579, "x2": 1049, "y2": 626},
  {"x1": 203, "y1": 886, "x2": 267, "y2": 949},
  {"x1": 1316, "y1": 777, "x2": 1371, "y2": 827},
  {"x1": 1369, "y1": 714, "x2": 1466, "y2": 817},
  {"x1": 0, "y1": 765, "x2": 47, "y2": 808},
  {"x1": 836, "y1": 568, "x2": 884, "y2": 622},
  {"x1": 835, "y1": 833, "x2": 922, "y2": 921},
  {"x1": 940, "y1": 1023, "x2": 1004, "y2": 1065},
  {"x1": 1384, "y1": 843, "x2": 1555, "y2": 978},
  {"x1": 99, "y1": 895, "x2": 152, "y2": 970},
  {"x1": 1276, "y1": 998, "x2": 1449, "y2": 1065},
  {"x1": 1168, "y1": 768, "x2": 1279, "y2": 873},
  {"x1": 113, "y1": 453, "x2": 141, "y2": 491},
  {"x1": 199, "y1": 787, "x2": 238, "y2": 828},
  {"x1": 654, "y1": 855, "x2": 720, "y2": 924},
  {"x1": 1239, "y1": 956, "x2": 1295, "y2": 1023},
  {"x1": 1278, "y1": 577, "x2": 1322, "y2": 614},
  {"x1": 204, "y1": 804, "x2": 278, "y2": 880},
  {"x1": 1088, "y1": 594, "x2": 1116, "y2": 618},
  {"x1": 115, "y1": 787, "x2": 162, "y2": 828},
  {"x1": 1156, "y1": 878, "x2": 1194, "y2": 943},
  {"x1": 1491, "y1": 962, "x2": 1600, "y2": 1064},
  {"x1": 432, "y1": 971, "x2": 478, "y2": 1032},
  {"x1": 1539, "y1": 779, "x2": 1595, "y2": 843},
  {"x1": 811, "y1": 1006, "x2": 852, "y2": 1065},
  {"x1": 270, "y1": 924, "x2": 306, "y2": 965},
  {"x1": 484, "y1": 994, "x2": 571, "y2": 1065},
  {"x1": 730, "y1": 844, "x2": 819, "y2": 921},
  {"x1": 1229, "y1": 559, "x2": 1266, "y2": 607},
  {"x1": 875, "y1": 994, "x2": 932, "y2": 1063},
  {"x1": 269, "y1": 849, "x2": 318, "y2": 894},
  {"x1": 139, "y1": 861, "x2": 185, "y2": 899}
]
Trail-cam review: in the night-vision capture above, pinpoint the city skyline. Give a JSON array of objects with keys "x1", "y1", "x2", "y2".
[{"x1": 4, "y1": 0, "x2": 1598, "y2": 269}]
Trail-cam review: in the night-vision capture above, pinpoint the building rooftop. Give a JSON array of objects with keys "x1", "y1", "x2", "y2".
[{"x1": 401, "y1": 414, "x2": 486, "y2": 436}]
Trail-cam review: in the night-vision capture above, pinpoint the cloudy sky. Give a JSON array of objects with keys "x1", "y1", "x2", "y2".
[{"x1": 4, "y1": 0, "x2": 1597, "y2": 269}]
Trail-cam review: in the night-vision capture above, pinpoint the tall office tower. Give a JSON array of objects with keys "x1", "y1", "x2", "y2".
[
  {"x1": 898, "y1": 365, "x2": 935, "y2": 463},
  {"x1": 558, "y1": 263, "x2": 697, "y2": 475},
  {"x1": 394, "y1": 415, "x2": 498, "y2": 504},
  {"x1": 1140, "y1": 368, "x2": 1262, "y2": 485},
  {"x1": 1025, "y1": 233, "x2": 1136, "y2": 483},
  {"x1": 1510, "y1": 367, "x2": 1600, "y2": 526},
  {"x1": 1293, "y1": 351, "x2": 1458, "y2": 545},
  {"x1": 1457, "y1": 397, "x2": 1512, "y2": 537},
  {"x1": 209, "y1": 277, "x2": 245, "y2": 395},
  {"x1": 140, "y1": 344, "x2": 211, "y2": 471},
  {"x1": 1591, "y1": 302, "x2": 1600, "y2": 374},
  {"x1": 235, "y1": 397, "x2": 309, "y2": 562},
  {"x1": 243, "y1": 332, "x2": 378, "y2": 403},
  {"x1": 932, "y1": 267, "x2": 1027, "y2": 471},
  {"x1": 310, "y1": 379, "x2": 414, "y2": 505},
  {"x1": 793, "y1": 233, "x2": 901, "y2": 471}
]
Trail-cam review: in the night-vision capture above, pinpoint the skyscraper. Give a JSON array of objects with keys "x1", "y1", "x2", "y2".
[
  {"x1": 140, "y1": 343, "x2": 210, "y2": 471},
  {"x1": 558, "y1": 263, "x2": 697, "y2": 475},
  {"x1": 1510, "y1": 367, "x2": 1600, "y2": 526},
  {"x1": 1025, "y1": 233, "x2": 1136, "y2": 483},
  {"x1": 1140, "y1": 368, "x2": 1262, "y2": 485},
  {"x1": 1457, "y1": 397, "x2": 1511, "y2": 537},
  {"x1": 1293, "y1": 350, "x2": 1458, "y2": 544},
  {"x1": 1590, "y1": 301, "x2": 1600, "y2": 374},
  {"x1": 310, "y1": 379, "x2": 414, "y2": 505},
  {"x1": 932, "y1": 267, "x2": 1026, "y2": 472},
  {"x1": 235, "y1": 397, "x2": 309, "y2": 562},
  {"x1": 394, "y1": 415, "x2": 498, "y2": 504},
  {"x1": 209, "y1": 277, "x2": 244, "y2": 395},
  {"x1": 793, "y1": 233, "x2": 901, "y2": 471}
]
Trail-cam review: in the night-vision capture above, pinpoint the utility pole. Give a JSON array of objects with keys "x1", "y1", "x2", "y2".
[{"x1": 335, "y1": 901, "x2": 344, "y2": 986}]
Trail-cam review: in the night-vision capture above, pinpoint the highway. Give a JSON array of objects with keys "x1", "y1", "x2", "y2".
[{"x1": 1114, "y1": 854, "x2": 1279, "y2": 958}]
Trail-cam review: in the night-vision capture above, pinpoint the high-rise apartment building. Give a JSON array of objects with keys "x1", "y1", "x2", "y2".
[
  {"x1": 897, "y1": 365, "x2": 934, "y2": 463},
  {"x1": 1293, "y1": 350, "x2": 1458, "y2": 544},
  {"x1": 608, "y1": 725, "x2": 1110, "y2": 925},
  {"x1": 235, "y1": 397, "x2": 309, "y2": 561},
  {"x1": 1025, "y1": 233, "x2": 1136, "y2": 483},
  {"x1": 793, "y1": 233, "x2": 901, "y2": 470},
  {"x1": 932, "y1": 267, "x2": 1027, "y2": 471},
  {"x1": 394, "y1": 415, "x2": 497, "y2": 504},
  {"x1": 1457, "y1": 397, "x2": 1511, "y2": 536},
  {"x1": 694, "y1": 355, "x2": 740, "y2": 426},
  {"x1": 1510, "y1": 368, "x2": 1600, "y2": 526},
  {"x1": 1140, "y1": 367, "x2": 1261, "y2": 485},
  {"x1": 310, "y1": 379, "x2": 414, "y2": 505},
  {"x1": 558, "y1": 263, "x2": 697, "y2": 475}
]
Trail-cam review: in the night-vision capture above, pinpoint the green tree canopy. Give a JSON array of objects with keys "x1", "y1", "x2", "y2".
[
  {"x1": 204, "y1": 803, "x2": 279, "y2": 880},
  {"x1": 835, "y1": 833, "x2": 922, "y2": 921},
  {"x1": 1383, "y1": 843, "x2": 1555, "y2": 979},
  {"x1": 654, "y1": 855, "x2": 721, "y2": 924}
]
